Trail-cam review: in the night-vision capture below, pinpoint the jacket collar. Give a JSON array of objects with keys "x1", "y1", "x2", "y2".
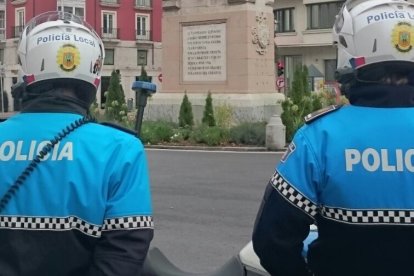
[{"x1": 348, "y1": 84, "x2": 414, "y2": 108}]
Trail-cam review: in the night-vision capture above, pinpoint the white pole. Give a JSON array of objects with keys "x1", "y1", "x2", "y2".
[
  {"x1": 1, "y1": 74, "x2": 3, "y2": 114},
  {"x1": 0, "y1": 63, "x2": 3, "y2": 114}
]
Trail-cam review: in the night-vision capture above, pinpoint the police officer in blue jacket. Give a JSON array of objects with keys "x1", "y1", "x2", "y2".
[
  {"x1": 252, "y1": 0, "x2": 414, "y2": 275},
  {"x1": 0, "y1": 12, "x2": 153, "y2": 275}
]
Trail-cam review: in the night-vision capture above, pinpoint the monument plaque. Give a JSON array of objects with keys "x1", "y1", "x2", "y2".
[
  {"x1": 157, "y1": 0, "x2": 283, "y2": 128},
  {"x1": 182, "y1": 23, "x2": 227, "y2": 82}
]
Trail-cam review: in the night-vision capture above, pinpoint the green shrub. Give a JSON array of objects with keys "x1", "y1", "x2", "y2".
[
  {"x1": 215, "y1": 103, "x2": 233, "y2": 129},
  {"x1": 170, "y1": 127, "x2": 192, "y2": 143},
  {"x1": 202, "y1": 92, "x2": 216, "y2": 126},
  {"x1": 190, "y1": 125, "x2": 229, "y2": 146},
  {"x1": 290, "y1": 65, "x2": 310, "y2": 104},
  {"x1": 178, "y1": 92, "x2": 194, "y2": 128},
  {"x1": 281, "y1": 65, "x2": 324, "y2": 142},
  {"x1": 141, "y1": 121, "x2": 175, "y2": 144},
  {"x1": 105, "y1": 70, "x2": 128, "y2": 123},
  {"x1": 229, "y1": 122, "x2": 266, "y2": 146},
  {"x1": 139, "y1": 120, "x2": 269, "y2": 147},
  {"x1": 280, "y1": 98, "x2": 301, "y2": 143},
  {"x1": 122, "y1": 115, "x2": 136, "y2": 130},
  {"x1": 282, "y1": 88, "x2": 347, "y2": 142},
  {"x1": 318, "y1": 88, "x2": 349, "y2": 106},
  {"x1": 89, "y1": 99, "x2": 100, "y2": 119}
]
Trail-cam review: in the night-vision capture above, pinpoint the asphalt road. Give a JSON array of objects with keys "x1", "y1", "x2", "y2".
[{"x1": 146, "y1": 148, "x2": 282, "y2": 274}]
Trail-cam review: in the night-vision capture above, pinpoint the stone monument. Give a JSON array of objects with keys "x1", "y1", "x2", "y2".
[{"x1": 146, "y1": 0, "x2": 284, "y2": 124}]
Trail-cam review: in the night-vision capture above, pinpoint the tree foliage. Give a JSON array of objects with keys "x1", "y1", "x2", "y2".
[
  {"x1": 105, "y1": 70, "x2": 128, "y2": 122},
  {"x1": 178, "y1": 92, "x2": 194, "y2": 128},
  {"x1": 138, "y1": 66, "x2": 151, "y2": 82},
  {"x1": 280, "y1": 65, "x2": 322, "y2": 142},
  {"x1": 202, "y1": 92, "x2": 216, "y2": 126},
  {"x1": 290, "y1": 65, "x2": 310, "y2": 104}
]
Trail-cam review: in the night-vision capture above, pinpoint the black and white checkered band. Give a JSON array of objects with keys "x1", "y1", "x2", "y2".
[
  {"x1": 0, "y1": 215, "x2": 153, "y2": 237},
  {"x1": 270, "y1": 172, "x2": 414, "y2": 225},
  {"x1": 270, "y1": 172, "x2": 318, "y2": 217},
  {"x1": 0, "y1": 215, "x2": 102, "y2": 237},
  {"x1": 103, "y1": 215, "x2": 154, "y2": 231},
  {"x1": 322, "y1": 207, "x2": 414, "y2": 225}
]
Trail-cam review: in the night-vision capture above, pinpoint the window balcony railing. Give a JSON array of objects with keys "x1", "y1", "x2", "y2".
[
  {"x1": 101, "y1": 28, "x2": 119, "y2": 40},
  {"x1": 136, "y1": 29, "x2": 151, "y2": 41},
  {"x1": 11, "y1": 0, "x2": 26, "y2": 4},
  {"x1": 12, "y1": 25, "x2": 24, "y2": 38},
  {"x1": 101, "y1": 0, "x2": 119, "y2": 3},
  {"x1": 135, "y1": 0, "x2": 151, "y2": 8},
  {"x1": 100, "y1": 0, "x2": 120, "y2": 6}
]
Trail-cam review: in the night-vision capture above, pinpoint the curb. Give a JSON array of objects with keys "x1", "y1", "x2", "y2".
[{"x1": 145, "y1": 144, "x2": 286, "y2": 152}]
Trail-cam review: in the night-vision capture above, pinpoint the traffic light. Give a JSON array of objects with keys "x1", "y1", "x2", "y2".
[{"x1": 277, "y1": 61, "x2": 284, "y2": 76}]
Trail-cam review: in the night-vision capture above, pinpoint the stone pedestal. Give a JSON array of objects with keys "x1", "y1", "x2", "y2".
[
  {"x1": 265, "y1": 114, "x2": 286, "y2": 150},
  {"x1": 145, "y1": 92, "x2": 283, "y2": 124},
  {"x1": 152, "y1": 0, "x2": 282, "y2": 124}
]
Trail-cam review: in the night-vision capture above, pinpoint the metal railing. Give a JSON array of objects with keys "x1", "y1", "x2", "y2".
[
  {"x1": 100, "y1": 0, "x2": 120, "y2": 4},
  {"x1": 135, "y1": 0, "x2": 151, "y2": 8},
  {"x1": 136, "y1": 29, "x2": 151, "y2": 41},
  {"x1": 101, "y1": 28, "x2": 119, "y2": 39}
]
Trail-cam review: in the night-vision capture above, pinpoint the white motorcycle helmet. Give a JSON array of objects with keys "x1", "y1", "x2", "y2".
[
  {"x1": 333, "y1": 0, "x2": 414, "y2": 85},
  {"x1": 17, "y1": 11, "x2": 104, "y2": 104}
]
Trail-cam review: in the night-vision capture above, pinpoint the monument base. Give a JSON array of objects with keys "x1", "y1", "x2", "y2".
[{"x1": 143, "y1": 92, "x2": 285, "y2": 125}]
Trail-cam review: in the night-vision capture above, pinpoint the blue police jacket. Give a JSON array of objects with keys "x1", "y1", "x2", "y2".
[
  {"x1": 0, "y1": 112, "x2": 153, "y2": 276},
  {"x1": 253, "y1": 98, "x2": 414, "y2": 276}
]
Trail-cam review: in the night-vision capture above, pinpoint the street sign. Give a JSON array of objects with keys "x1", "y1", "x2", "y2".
[
  {"x1": 158, "y1": 73, "x2": 162, "y2": 83},
  {"x1": 276, "y1": 76, "x2": 285, "y2": 89}
]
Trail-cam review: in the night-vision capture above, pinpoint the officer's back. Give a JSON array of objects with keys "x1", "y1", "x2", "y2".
[{"x1": 252, "y1": 1, "x2": 414, "y2": 275}]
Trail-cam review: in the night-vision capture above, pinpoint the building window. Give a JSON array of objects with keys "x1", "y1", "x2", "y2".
[
  {"x1": 307, "y1": 1, "x2": 344, "y2": 30},
  {"x1": 136, "y1": 14, "x2": 150, "y2": 40},
  {"x1": 102, "y1": 12, "x2": 117, "y2": 39},
  {"x1": 0, "y1": 11, "x2": 5, "y2": 40},
  {"x1": 137, "y1": 50, "x2": 147, "y2": 66},
  {"x1": 57, "y1": 5, "x2": 85, "y2": 20},
  {"x1": 136, "y1": 0, "x2": 151, "y2": 8},
  {"x1": 274, "y1": 8, "x2": 294, "y2": 33},
  {"x1": 104, "y1": 49, "x2": 114, "y2": 65},
  {"x1": 324, "y1": 59, "x2": 337, "y2": 81},
  {"x1": 14, "y1": 8, "x2": 25, "y2": 38}
]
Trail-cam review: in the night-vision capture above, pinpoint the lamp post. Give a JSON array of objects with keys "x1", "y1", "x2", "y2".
[{"x1": 131, "y1": 80, "x2": 156, "y2": 137}]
